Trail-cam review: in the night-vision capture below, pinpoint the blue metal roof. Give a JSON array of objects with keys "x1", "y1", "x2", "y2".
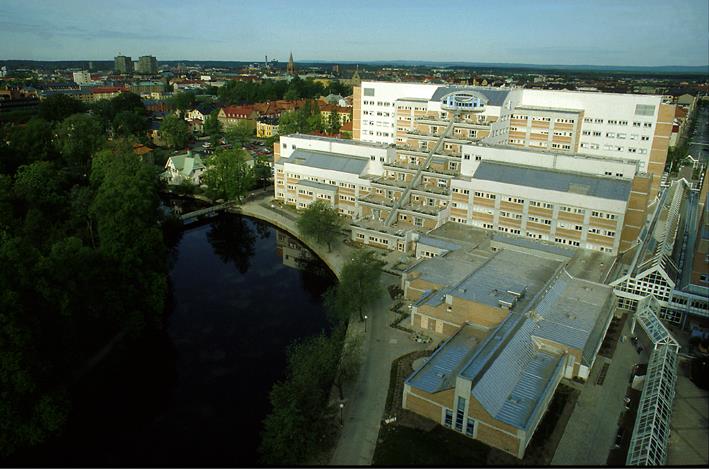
[
  {"x1": 285, "y1": 149, "x2": 368, "y2": 175},
  {"x1": 474, "y1": 161, "x2": 632, "y2": 201},
  {"x1": 405, "y1": 325, "x2": 480, "y2": 393},
  {"x1": 446, "y1": 250, "x2": 560, "y2": 309},
  {"x1": 471, "y1": 319, "x2": 565, "y2": 429},
  {"x1": 297, "y1": 179, "x2": 337, "y2": 191},
  {"x1": 417, "y1": 235, "x2": 462, "y2": 253}
]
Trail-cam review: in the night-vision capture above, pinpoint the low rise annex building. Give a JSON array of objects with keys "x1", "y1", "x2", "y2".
[{"x1": 401, "y1": 242, "x2": 616, "y2": 458}]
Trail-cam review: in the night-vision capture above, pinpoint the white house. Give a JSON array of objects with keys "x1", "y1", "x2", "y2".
[{"x1": 163, "y1": 153, "x2": 206, "y2": 185}]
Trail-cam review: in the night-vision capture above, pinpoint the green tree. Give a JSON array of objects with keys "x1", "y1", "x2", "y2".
[
  {"x1": 224, "y1": 120, "x2": 254, "y2": 148},
  {"x1": 170, "y1": 91, "x2": 196, "y2": 118},
  {"x1": 307, "y1": 110, "x2": 323, "y2": 133},
  {"x1": 38, "y1": 94, "x2": 85, "y2": 122},
  {"x1": 159, "y1": 114, "x2": 190, "y2": 149},
  {"x1": 252, "y1": 156, "x2": 272, "y2": 190},
  {"x1": 0, "y1": 174, "x2": 14, "y2": 230},
  {"x1": 202, "y1": 148, "x2": 254, "y2": 202},
  {"x1": 328, "y1": 109, "x2": 341, "y2": 134},
  {"x1": 14, "y1": 161, "x2": 65, "y2": 212},
  {"x1": 296, "y1": 200, "x2": 342, "y2": 252},
  {"x1": 326, "y1": 251, "x2": 383, "y2": 323},
  {"x1": 260, "y1": 333, "x2": 341, "y2": 465},
  {"x1": 89, "y1": 145, "x2": 166, "y2": 329},
  {"x1": 112, "y1": 110, "x2": 147, "y2": 138},
  {"x1": 3, "y1": 118, "x2": 56, "y2": 170},
  {"x1": 0, "y1": 234, "x2": 70, "y2": 457},
  {"x1": 277, "y1": 110, "x2": 300, "y2": 135},
  {"x1": 54, "y1": 113, "x2": 105, "y2": 172},
  {"x1": 283, "y1": 88, "x2": 299, "y2": 101},
  {"x1": 333, "y1": 333, "x2": 362, "y2": 400},
  {"x1": 109, "y1": 92, "x2": 145, "y2": 116},
  {"x1": 203, "y1": 110, "x2": 222, "y2": 145}
]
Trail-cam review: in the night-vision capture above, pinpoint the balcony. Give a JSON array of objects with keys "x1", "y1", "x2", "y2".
[
  {"x1": 384, "y1": 160, "x2": 457, "y2": 176},
  {"x1": 372, "y1": 177, "x2": 410, "y2": 190},
  {"x1": 411, "y1": 184, "x2": 450, "y2": 196},
  {"x1": 400, "y1": 202, "x2": 445, "y2": 217},
  {"x1": 360, "y1": 193, "x2": 397, "y2": 208}
]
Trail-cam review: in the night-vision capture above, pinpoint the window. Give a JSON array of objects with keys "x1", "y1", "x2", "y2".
[
  {"x1": 455, "y1": 397, "x2": 465, "y2": 432},
  {"x1": 444, "y1": 409, "x2": 453, "y2": 428},
  {"x1": 465, "y1": 418, "x2": 475, "y2": 437}
]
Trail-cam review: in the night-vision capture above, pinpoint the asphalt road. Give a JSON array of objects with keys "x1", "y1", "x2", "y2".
[{"x1": 687, "y1": 103, "x2": 709, "y2": 164}]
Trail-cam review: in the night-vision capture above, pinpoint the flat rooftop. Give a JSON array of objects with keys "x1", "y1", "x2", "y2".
[
  {"x1": 474, "y1": 160, "x2": 632, "y2": 201},
  {"x1": 283, "y1": 148, "x2": 368, "y2": 175},
  {"x1": 515, "y1": 104, "x2": 583, "y2": 114},
  {"x1": 443, "y1": 249, "x2": 562, "y2": 311},
  {"x1": 285, "y1": 133, "x2": 392, "y2": 149}
]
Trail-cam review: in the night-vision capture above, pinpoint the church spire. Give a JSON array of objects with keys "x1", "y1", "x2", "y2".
[{"x1": 287, "y1": 51, "x2": 295, "y2": 76}]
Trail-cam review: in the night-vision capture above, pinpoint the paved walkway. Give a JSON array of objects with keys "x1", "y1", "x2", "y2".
[
  {"x1": 552, "y1": 315, "x2": 644, "y2": 465},
  {"x1": 330, "y1": 272, "x2": 428, "y2": 466},
  {"x1": 234, "y1": 196, "x2": 429, "y2": 465},
  {"x1": 668, "y1": 357, "x2": 709, "y2": 465}
]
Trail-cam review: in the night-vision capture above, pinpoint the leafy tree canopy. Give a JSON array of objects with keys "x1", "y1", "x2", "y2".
[
  {"x1": 296, "y1": 200, "x2": 342, "y2": 252},
  {"x1": 202, "y1": 148, "x2": 254, "y2": 203},
  {"x1": 159, "y1": 114, "x2": 190, "y2": 149},
  {"x1": 38, "y1": 94, "x2": 85, "y2": 122},
  {"x1": 54, "y1": 113, "x2": 105, "y2": 172}
]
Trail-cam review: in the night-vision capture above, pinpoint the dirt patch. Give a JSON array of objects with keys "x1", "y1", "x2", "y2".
[
  {"x1": 383, "y1": 350, "x2": 433, "y2": 423},
  {"x1": 598, "y1": 313, "x2": 628, "y2": 359}
]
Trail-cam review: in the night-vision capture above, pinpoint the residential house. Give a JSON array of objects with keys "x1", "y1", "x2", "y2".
[
  {"x1": 217, "y1": 105, "x2": 259, "y2": 129},
  {"x1": 162, "y1": 152, "x2": 206, "y2": 185},
  {"x1": 256, "y1": 116, "x2": 279, "y2": 138}
]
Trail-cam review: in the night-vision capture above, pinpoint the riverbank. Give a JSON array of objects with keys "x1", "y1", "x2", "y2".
[
  {"x1": 233, "y1": 196, "x2": 352, "y2": 280},
  {"x1": 189, "y1": 192, "x2": 431, "y2": 465}
]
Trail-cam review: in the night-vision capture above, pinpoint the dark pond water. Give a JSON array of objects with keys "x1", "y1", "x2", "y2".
[{"x1": 9, "y1": 214, "x2": 336, "y2": 467}]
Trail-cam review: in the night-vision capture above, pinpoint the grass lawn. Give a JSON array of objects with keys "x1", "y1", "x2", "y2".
[{"x1": 373, "y1": 424, "x2": 490, "y2": 466}]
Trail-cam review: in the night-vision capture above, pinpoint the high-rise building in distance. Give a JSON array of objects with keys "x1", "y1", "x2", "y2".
[
  {"x1": 114, "y1": 55, "x2": 133, "y2": 74},
  {"x1": 136, "y1": 55, "x2": 158, "y2": 75}
]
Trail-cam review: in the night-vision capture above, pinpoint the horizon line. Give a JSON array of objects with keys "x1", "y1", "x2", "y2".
[{"x1": 1, "y1": 58, "x2": 707, "y2": 70}]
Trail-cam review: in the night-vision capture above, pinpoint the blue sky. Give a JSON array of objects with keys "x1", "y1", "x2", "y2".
[{"x1": 1, "y1": 0, "x2": 707, "y2": 66}]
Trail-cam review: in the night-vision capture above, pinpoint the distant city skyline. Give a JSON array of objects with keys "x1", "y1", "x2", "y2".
[{"x1": 1, "y1": 0, "x2": 707, "y2": 67}]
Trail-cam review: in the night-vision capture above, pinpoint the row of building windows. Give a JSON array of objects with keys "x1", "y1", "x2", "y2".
[{"x1": 583, "y1": 117, "x2": 653, "y2": 128}]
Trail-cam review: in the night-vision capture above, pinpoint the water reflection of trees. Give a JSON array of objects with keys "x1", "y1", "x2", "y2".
[
  {"x1": 253, "y1": 219, "x2": 272, "y2": 240},
  {"x1": 207, "y1": 215, "x2": 256, "y2": 274}
]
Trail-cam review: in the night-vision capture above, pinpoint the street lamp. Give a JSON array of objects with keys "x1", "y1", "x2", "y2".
[
  {"x1": 339, "y1": 403, "x2": 344, "y2": 426},
  {"x1": 364, "y1": 315, "x2": 368, "y2": 333}
]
